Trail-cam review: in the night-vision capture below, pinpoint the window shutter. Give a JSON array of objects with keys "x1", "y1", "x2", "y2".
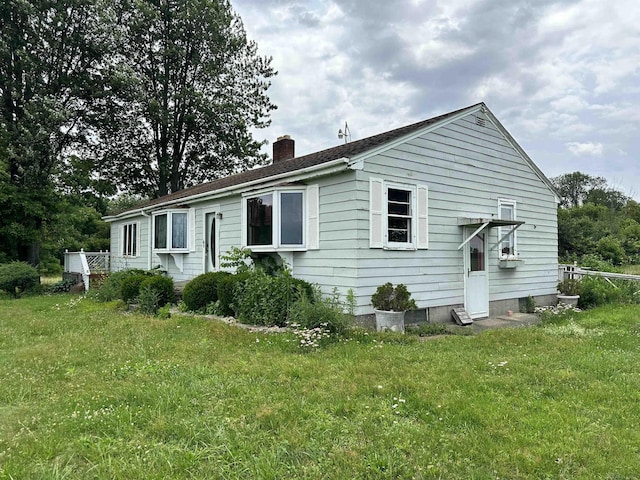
[
  {"x1": 306, "y1": 184, "x2": 320, "y2": 250},
  {"x1": 189, "y1": 208, "x2": 196, "y2": 252},
  {"x1": 417, "y1": 185, "x2": 429, "y2": 249},
  {"x1": 370, "y1": 178, "x2": 384, "y2": 248}
]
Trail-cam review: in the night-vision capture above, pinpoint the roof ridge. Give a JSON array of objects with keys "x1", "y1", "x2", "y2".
[{"x1": 106, "y1": 102, "x2": 484, "y2": 217}]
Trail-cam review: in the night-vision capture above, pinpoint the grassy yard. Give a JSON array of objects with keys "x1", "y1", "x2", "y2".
[{"x1": 1, "y1": 295, "x2": 640, "y2": 479}]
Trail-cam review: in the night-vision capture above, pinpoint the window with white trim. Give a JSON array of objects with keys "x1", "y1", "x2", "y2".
[
  {"x1": 387, "y1": 186, "x2": 414, "y2": 246},
  {"x1": 122, "y1": 222, "x2": 138, "y2": 257},
  {"x1": 369, "y1": 178, "x2": 429, "y2": 250},
  {"x1": 244, "y1": 188, "x2": 307, "y2": 249},
  {"x1": 498, "y1": 199, "x2": 517, "y2": 259},
  {"x1": 153, "y1": 210, "x2": 189, "y2": 251}
]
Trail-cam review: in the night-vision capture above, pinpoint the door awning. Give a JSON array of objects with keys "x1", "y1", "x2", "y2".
[{"x1": 457, "y1": 217, "x2": 525, "y2": 250}]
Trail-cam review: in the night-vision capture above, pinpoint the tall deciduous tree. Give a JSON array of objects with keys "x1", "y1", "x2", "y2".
[
  {"x1": 95, "y1": 0, "x2": 277, "y2": 198},
  {"x1": 0, "y1": 0, "x2": 108, "y2": 265},
  {"x1": 551, "y1": 172, "x2": 608, "y2": 208}
]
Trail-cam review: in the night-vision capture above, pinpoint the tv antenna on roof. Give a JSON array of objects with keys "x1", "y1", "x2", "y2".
[{"x1": 338, "y1": 121, "x2": 351, "y2": 144}]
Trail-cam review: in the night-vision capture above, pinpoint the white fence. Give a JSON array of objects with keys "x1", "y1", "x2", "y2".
[
  {"x1": 558, "y1": 263, "x2": 640, "y2": 284},
  {"x1": 64, "y1": 250, "x2": 110, "y2": 291}
]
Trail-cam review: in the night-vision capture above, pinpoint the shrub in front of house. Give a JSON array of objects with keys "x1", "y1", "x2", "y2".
[
  {"x1": 234, "y1": 270, "x2": 314, "y2": 327},
  {"x1": 93, "y1": 269, "x2": 149, "y2": 302},
  {"x1": 0, "y1": 262, "x2": 40, "y2": 298},
  {"x1": 139, "y1": 275, "x2": 175, "y2": 307},
  {"x1": 182, "y1": 271, "x2": 230, "y2": 312},
  {"x1": 217, "y1": 271, "x2": 251, "y2": 317},
  {"x1": 287, "y1": 287, "x2": 352, "y2": 336},
  {"x1": 120, "y1": 274, "x2": 150, "y2": 303}
]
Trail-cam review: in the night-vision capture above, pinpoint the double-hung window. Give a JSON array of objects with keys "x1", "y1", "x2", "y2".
[
  {"x1": 245, "y1": 188, "x2": 306, "y2": 249},
  {"x1": 387, "y1": 186, "x2": 414, "y2": 246},
  {"x1": 369, "y1": 178, "x2": 428, "y2": 250},
  {"x1": 498, "y1": 199, "x2": 517, "y2": 258},
  {"x1": 153, "y1": 210, "x2": 189, "y2": 251},
  {"x1": 122, "y1": 222, "x2": 138, "y2": 257}
]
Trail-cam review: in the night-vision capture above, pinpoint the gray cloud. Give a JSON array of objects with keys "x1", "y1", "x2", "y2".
[{"x1": 232, "y1": 0, "x2": 640, "y2": 198}]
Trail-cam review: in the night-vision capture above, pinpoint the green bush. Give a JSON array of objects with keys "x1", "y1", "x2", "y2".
[
  {"x1": 217, "y1": 272, "x2": 251, "y2": 317},
  {"x1": 46, "y1": 278, "x2": 77, "y2": 293},
  {"x1": 371, "y1": 283, "x2": 417, "y2": 312},
  {"x1": 557, "y1": 278, "x2": 582, "y2": 296},
  {"x1": 120, "y1": 274, "x2": 149, "y2": 303},
  {"x1": 596, "y1": 236, "x2": 626, "y2": 265},
  {"x1": 288, "y1": 287, "x2": 352, "y2": 335},
  {"x1": 578, "y1": 276, "x2": 618, "y2": 308},
  {"x1": 234, "y1": 270, "x2": 313, "y2": 326},
  {"x1": 93, "y1": 269, "x2": 149, "y2": 302},
  {"x1": 139, "y1": 275, "x2": 175, "y2": 307},
  {"x1": 182, "y1": 271, "x2": 230, "y2": 312},
  {"x1": 137, "y1": 284, "x2": 160, "y2": 315},
  {"x1": 0, "y1": 262, "x2": 40, "y2": 298}
]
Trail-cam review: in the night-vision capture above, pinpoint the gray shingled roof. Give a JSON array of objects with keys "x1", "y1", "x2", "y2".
[{"x1": 114, "y1": 103, "x2": 483, "y2": 215}]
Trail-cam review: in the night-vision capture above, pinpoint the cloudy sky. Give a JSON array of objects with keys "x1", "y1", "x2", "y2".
[{"x1": 233, "y1": 0, "x2": 640, "y2": 197}]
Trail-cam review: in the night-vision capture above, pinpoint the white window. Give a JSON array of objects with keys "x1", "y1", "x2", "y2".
[
  {"x1": 122, "y1": 222, "x2": 138, "y2": 257},
  {"x1": 370, "y1": 179, "x2": 428, "y2": 250},
  {"x1": 387, "y1": 186, "x2": 414, "y2": 247},
  {"x1": 153, "y1": 210, "x2": 189, "y2": 251},
  {"x1": 244, "y1": 187, "x2": 316, "y2": 251},
  {"x1": 498, "y1": 199, "x2": 517, "y2": 259}
]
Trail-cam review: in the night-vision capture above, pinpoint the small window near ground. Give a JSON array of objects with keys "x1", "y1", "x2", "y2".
[
  {"x1": 498, "y1": 200, "x2": 517, "y2": 258},
  {"x1": 122, "y1": 223, "x2": 137, "y2": 256}
]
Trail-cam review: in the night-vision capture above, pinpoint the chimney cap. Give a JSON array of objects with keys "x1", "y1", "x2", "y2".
[{"x1": 276, "y1": 135, "x2": 291, "y2": 141}]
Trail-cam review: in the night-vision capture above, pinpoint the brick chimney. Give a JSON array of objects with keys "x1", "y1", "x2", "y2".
[{"x1": 273, "y1": 135, "x2": 295, "y2": 163}]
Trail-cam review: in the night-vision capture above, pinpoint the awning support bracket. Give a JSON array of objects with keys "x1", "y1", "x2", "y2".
[
  {"x1": 490, "y1": 223, "x2": 524, "y2": 251},
  {"x1": 457, "y1": 222, "x2": 490, "y2": 250}
]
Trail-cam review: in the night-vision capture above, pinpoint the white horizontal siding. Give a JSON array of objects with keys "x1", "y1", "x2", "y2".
[{"x1": 352, "y1": 111, "x2": 557, "y2": 315}]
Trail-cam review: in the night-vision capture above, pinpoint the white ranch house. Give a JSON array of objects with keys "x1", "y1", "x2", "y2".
[{"x1": 103, "y1": 103, "x2": 559, "y2": 323}]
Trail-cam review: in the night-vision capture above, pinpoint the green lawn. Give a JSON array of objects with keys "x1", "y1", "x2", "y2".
[{"x1": 1, "y1": 295, "x2": 640, "y2": 479}]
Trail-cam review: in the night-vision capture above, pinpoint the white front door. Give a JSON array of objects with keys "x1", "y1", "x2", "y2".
[
  {"x1": 464, "y1": 228, "x2": 489, "y2": 318},
  {"x1": 204, "y1": 212, "x2": 217, "y2": 272}
]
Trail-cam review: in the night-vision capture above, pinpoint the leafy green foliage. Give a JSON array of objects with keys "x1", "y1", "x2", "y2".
[
  {"x1": 96, "y1": 0, "x2": 276, "y2": 198},
  {"x1": 182, "y1": 272, "x2": 230, "y2": 312},
  {"x1": 596, "y1": 236, "x2": 626, "y2": 265},
  {"x1": 46, "y1": 278, "x2": 77, "y2": 294},
  {"x1": 371, "y1": 283, "x2": 417, "y2": 312},
  {"x1": 0, "y1": 262, "x2": 40, "y2": 297},
  {"x1": 557, "y1": 279, "x2": 583, "y2": 296},
  {"x1": 217, "y1": 272, "x2": 251, "y2": 317},
  {"x1": 137, "y1": 285, "x2": 161, "y2": 315},
  {"x1": 288, "y1": 287, "x2": 352, "y2": 335},
  {"x1": 92, "y1": 269, "x2": 148, "y2": 302},
  {"x1": 234, "y1": 270, "x2": 313, "y2": 326},
  {"x1": 554, "y1": 172, "x2": 638, "y2": 266},
  {"x1": 0, "y1": 0, "x2": 110, "y2": 265},
  {"x1": 120, "y1": 274, "x2": 150, "y2": 303},
  {"x1": 520, "y1": 295, "x2": 536, "y2": 314},
  {"x1": 139, "y1": 275, "x2": 175, "y2": 307},
  {"x1": 220, "y1": 247, "x2": 253, "y2": 273}
]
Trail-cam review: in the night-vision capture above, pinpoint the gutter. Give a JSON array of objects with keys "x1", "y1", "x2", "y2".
[{"x1": 103, "y1": 157, "x2": 351, "y2": 222}]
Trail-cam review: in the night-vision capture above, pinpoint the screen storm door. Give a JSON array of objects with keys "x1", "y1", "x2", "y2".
[{"x1": 464, "y1": 228, "x2": 489, "y2": 318}]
